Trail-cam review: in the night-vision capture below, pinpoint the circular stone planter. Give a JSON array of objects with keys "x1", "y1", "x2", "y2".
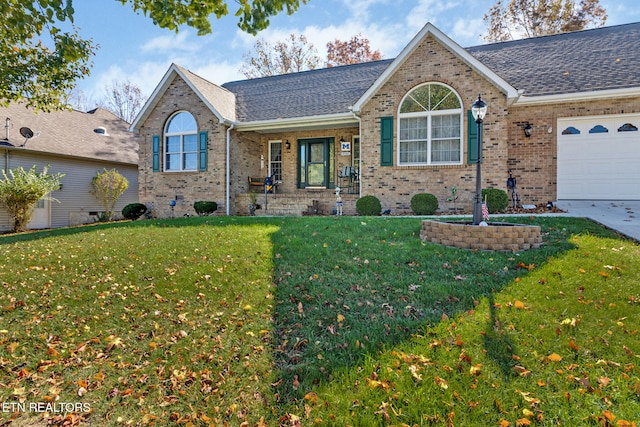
[{"x1": 420, "y1": 220, "x2": 542, "y2": 252}]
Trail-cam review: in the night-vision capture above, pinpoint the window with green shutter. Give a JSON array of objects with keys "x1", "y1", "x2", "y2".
[
  {"x1": 380, "y1": 116, "x2": 394, "y2": 166},
  {"x1": 164, "y1": 111, "x2": 198, "y2": 171}
]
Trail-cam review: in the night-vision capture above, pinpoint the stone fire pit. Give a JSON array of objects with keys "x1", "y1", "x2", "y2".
[{"x1": 420, "y1": 220, "x2": 542, "y2": 251}]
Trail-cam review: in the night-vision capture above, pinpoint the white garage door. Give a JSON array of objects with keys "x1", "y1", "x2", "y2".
[{"x1": 557, "y1": 114, "x2": 640, "y2": 200}]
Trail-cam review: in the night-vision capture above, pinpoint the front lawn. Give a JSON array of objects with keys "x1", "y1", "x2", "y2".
[{"x1": 0, "y1": 216, "x2": 637, "y2": 426}]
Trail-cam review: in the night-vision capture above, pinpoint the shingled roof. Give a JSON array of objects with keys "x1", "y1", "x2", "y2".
[
  {"x1": 0, "y1": 103, "x2": 138, "y2": 164},
  {"x1": 467, "y1": 22, "x2": 640, "y2": 97},
  {"x1": 217, "y1": 22, "x2": 640, "y2": 122},
  {"x1": 222, "y1": 59, "x2": 393, "y2": 122}
]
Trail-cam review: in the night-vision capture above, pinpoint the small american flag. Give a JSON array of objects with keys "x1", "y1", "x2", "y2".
[{"x1": 482, "y1": 199, "x2": 490, "y2": 221}]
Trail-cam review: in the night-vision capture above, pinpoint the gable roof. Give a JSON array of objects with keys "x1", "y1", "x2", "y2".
[
  {"x1": 468, "y1": 22, "x2": 640, "y2": 102},
  {"x1": 0, "y1": 103, "x2": 138, "y2": 164},
  {"x1": 352, "y1": 22, "x2": 520, "y2": 113},
  {"x1": 130, "y1": 63, "x2": 236, "y2": 132}
]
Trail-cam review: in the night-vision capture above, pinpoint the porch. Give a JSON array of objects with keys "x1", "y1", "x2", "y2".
[{"x1": 234, "y1": 190, "x2": 360, "y2": 216}]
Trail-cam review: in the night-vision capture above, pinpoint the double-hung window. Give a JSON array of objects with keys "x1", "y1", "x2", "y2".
[
  {"x1": 164, "y1": 111, "x2": 198, "y2": 172},
  {"x1": 398, "y1": 83, "x2": 463, "y2": 166}
]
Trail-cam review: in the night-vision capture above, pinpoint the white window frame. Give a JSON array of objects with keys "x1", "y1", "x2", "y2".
[
  {"x1": 397, "y1": 83, "x2": 463, "y2": 166},
  {"x1": 164, "y1": 111, "x2": 198, "y2": 172},
  {"x1": 268, "y1": 140, "x2": 283, "y2": 182}
]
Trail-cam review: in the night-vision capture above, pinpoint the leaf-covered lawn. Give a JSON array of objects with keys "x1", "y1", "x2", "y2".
[
  {"x1": 0, "y1": 219, "x2": 278, "y2": 426},
  {"x1": 0, "y1": 216, "x2": 638, "y2": 426}
]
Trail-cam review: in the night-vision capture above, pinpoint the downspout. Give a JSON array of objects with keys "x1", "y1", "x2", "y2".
[
  {"x1": 225, "y1": 122, "x2": 235, "y2": 216},
  {"x1": 349, "y1": 107, "x2": 362, "y2": 195}
]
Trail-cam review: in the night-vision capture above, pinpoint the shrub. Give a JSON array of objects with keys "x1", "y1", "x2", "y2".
[
  {"x1": 122, "y1": 203, "x2": 147, "y2": 220},
  {"x1": 356, "y1": 195, "x2": 382, "y2": 216},
  {"x1": 482, "y1": 188, "x2": 509, "y2": 213},
  {"x1": 194, "y1": 201, "x2": 218, "y2": 216},
  {"x1": 90, "y1": 169, "x2": 129, "y2": 221},
  {"x1": 0, "y1": 165, "x2": 65, "y2": 232},
  {"x1": 410, "y1": 193, "x2": 439, "y2": 215}
]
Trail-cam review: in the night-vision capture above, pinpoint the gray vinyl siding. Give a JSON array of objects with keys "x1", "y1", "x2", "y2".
[{"x1": 0, "y1": 149, "x2": 138, "y2": 231}]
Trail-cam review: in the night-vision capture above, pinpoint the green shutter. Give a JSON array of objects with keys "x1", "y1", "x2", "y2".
[
  {"x1": 467, "y1": 110, "x2": 478, "y2": 164},
  {"x1": 199, "y1": 131, "x2": 208, "y2": 172},
  {"x1": 152, "y1": 135, "x2": 160, "y2": 172},
  {"x1": 380, "y1": 116, "x2": 393, "y2": 166}
]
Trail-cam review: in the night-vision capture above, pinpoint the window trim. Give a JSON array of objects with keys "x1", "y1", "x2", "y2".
[
  {"x1": 268, "y1": 140, "x2": 283, "y2": 183},
  {"x1": 397, "y1": 82, "x2": 463, "y2": 166},
  {"x1": 164, "y1": 111, "x2": 198, "y2": 172}
]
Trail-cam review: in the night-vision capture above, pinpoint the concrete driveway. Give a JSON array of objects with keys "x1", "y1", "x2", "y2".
[{"x1": 556, "y1": 200, "x2": 640, "y2": 242}]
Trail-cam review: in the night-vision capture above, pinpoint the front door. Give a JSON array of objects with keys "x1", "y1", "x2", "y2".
[
  {"x1": 28, "y1": 198, "x2": 50, "y2": 229},
  {"x1": 298, "y1": 138, "x2": 334, "y2": 188}
]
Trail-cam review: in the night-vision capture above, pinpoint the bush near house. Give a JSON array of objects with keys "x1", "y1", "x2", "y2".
[
  {"x1": 0, "y1": 165, "x2": 64, "y2": 232},
  {"x1": 410, "y1": 193, "x2": 439, "y2": 215},
  {"x1": 482, "y1": 188, "x2": 509, "y2": 213},
  {"x1": 355, "y1": 195, "x2": 382, "y2": 216},
  {"x1": 90, "y1": 168, "x2": 129, "y2": 221},
  {"x1": 122, "y1": 203, "x2": 147, "y2": 220},
  {"x1": 193, "y1": 201, "x2": 218, "y2": 216}
]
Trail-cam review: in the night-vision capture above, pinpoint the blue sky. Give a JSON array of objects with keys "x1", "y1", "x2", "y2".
[{"x1": 71, "y1": 0, "x2": 640, "y2": 105}]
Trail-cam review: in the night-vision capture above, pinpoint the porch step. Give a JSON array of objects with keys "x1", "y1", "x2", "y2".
[
  {"x1": 255, "y1": 207, "x2": 301, "y2": 216},
  {"x1": 236, "y1": 192, "x2": 358, "y2": 216}
]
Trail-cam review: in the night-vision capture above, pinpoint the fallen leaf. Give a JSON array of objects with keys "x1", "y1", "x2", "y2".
[
  {"x1": 513, "y1": 366, "x2": 531, "y2": 377},
  {"x1": 547, "y1": 353, "x2": 563, "y2": 362},
  {"x1": 304, "y1": 392, "x2": 318, "y2": 404},
  {"x1": 292, "y1": 375, "x2": 300, "y2": 390}
]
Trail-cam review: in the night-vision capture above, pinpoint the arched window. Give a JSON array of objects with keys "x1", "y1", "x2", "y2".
[
  {"x1": 398, "y1": 83, "x2": 463, "y2": 165},
  {"x1": 164, "y1": 111, "x2": 198, "y2": 171}
]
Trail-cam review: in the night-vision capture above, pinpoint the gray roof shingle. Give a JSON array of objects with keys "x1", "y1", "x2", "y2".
[
  {"x1": 467, "y1": 22, "x2": 640, "y2": 97},
  {"x1": 0, "y1": 103, "x2": 138, "y2": 164},
  {"x1": 217, "y1": 22, "x2": 640, "y2": 122},
  {"x1": 222, "y1": 59, "x2": 393, "y2": 121}
]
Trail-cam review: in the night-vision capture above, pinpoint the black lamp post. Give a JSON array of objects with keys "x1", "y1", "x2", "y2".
[{"x1": 471, "y1": 94, "x2": 487, "y2": 225}]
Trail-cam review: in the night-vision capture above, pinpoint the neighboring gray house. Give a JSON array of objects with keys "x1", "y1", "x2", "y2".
[{"x1": 0, "y1": 103, "x2": 139, "y2": 231}]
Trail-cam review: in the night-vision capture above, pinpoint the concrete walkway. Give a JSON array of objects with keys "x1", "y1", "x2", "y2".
[{"x1": 555, "y1": 200, "x2": 640, "y2": 242}]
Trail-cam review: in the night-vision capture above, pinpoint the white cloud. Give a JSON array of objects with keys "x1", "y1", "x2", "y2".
[
  {"x1": 140, "y1": 30, "x2": 203, "y2": 54},
  {"x1": 406, "y1": 0, "x2": 461, "y2": 31},
  {"x1": 450, "y1": 17, "x2": 485, "y2": 47}
]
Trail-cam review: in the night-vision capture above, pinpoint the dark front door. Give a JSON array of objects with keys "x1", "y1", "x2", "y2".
[{"x1": 298, "y1": 138, "x2": 334, "y2": 188}]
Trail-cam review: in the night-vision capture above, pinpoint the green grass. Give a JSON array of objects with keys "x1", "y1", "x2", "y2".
[{"x1": 0, "y1": 216, "x2": 638, "y2": 426}]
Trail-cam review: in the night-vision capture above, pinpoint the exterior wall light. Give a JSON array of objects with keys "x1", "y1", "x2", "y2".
[{"x1": 523, "y1": 123, "x2": 532, "y2": 137}]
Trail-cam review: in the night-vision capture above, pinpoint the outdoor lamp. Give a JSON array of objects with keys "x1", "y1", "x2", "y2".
[
  {"x1": 523, "y1": 123, "x2": 532, "y2": 137},
  {"x1": 285, "y1": 139, "x2": 291, "y2": 150},
  {"x1": 471, "y1": 94, "x2": 487, "y2": 225},
  {"x1": 471, "y1": 95, "x2": 487, "y2": 122}
]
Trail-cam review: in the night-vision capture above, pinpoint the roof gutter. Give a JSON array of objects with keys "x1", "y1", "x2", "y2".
[
  {"x1": 225, "y1": 121, "x2": 235, "y2": 216},
  {"x1": 514, "y1": 87, "x2": 640, "y2": 106},
  {"x1": 234, "y1": 112, "x2": 358, "y2": 132}
]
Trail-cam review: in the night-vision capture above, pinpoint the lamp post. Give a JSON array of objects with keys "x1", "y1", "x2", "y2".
[{"x1": 471, "y1": 94, "x2": 487, "y2": 225}]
